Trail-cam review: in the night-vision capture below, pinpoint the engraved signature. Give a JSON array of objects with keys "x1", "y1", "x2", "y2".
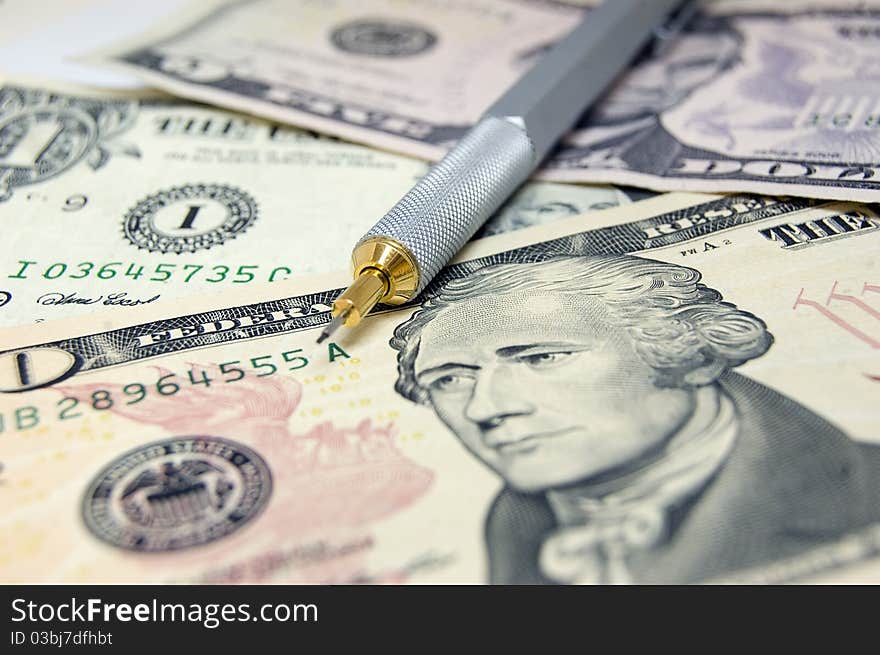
[{"x1": 36, "y1": 291, "x2": 161, "y2": 307}]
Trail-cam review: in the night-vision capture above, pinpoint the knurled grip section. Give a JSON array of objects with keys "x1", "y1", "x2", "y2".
[{"x1": 359, "y1": 116, "x2": 535, "y2": 295}]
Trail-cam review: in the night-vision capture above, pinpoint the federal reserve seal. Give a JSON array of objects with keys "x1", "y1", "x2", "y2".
[
  {"x1": 122, "y1": 184, "x2": 258, "y2": 254},
  {"x1": 330, "y1": 19, "x2": 437, "y2": 57},
  {"x1": 83, "y1": 436, "x2": 272, "y2": 552}
]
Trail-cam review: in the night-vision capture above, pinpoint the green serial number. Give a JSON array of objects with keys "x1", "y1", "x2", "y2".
[
  {"x1": 2, "y1": 342, "x2": 351, "y2": 433},
  {"x1": 8, "y1": 260, "x2": 295, "y2": 284}
]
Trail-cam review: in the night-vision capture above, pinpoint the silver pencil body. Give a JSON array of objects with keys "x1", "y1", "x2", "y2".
[
  {"x1": 359, "y1": 0, "x2": 688, "y2": 297},
  {"x1": 321, "y1": 0, "x2": 692, "y2": 340}
]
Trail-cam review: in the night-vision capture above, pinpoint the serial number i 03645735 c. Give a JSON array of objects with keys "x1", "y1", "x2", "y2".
[{"x1": 8, "y1": 260, "x2": 297, "y2": 285}]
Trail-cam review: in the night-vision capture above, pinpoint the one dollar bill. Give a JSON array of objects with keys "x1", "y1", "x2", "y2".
[
  {"x1": 1, "y1": 191, "x2": 879, "y2": 583},
  {"x1": 84, "y1": 0, "x2": 880, "y2": 201},
  {"x1": 0, "y1": 81, "x2": 632, "y2": 328}
]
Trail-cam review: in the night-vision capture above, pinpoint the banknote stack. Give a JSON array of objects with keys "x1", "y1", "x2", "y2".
[{"x1": 1, "y1": 0, "x2": 879, "y2": 585}]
